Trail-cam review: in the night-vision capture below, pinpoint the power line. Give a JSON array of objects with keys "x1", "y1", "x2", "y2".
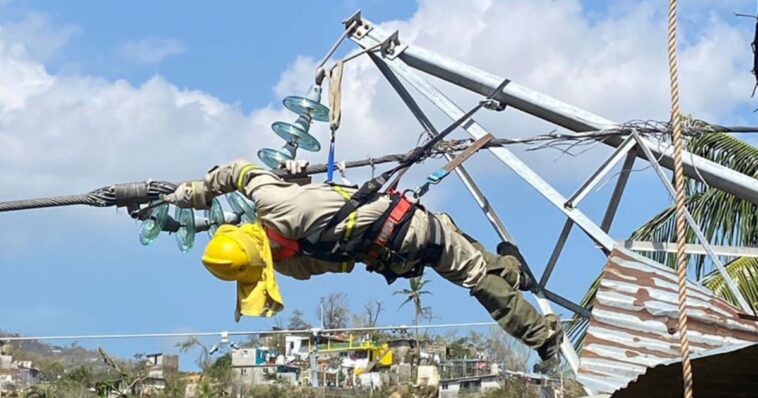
[
  {"x1": 1, "y1": 319, "x2": 577, "y2": 343},
  {"x1": 0, "y1": 322, "x2": 499, "y2": 342}
]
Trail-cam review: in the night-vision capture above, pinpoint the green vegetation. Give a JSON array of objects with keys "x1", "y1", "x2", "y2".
[{"x1": 568, "y1": 129, "x2": 758, "y2": 346}]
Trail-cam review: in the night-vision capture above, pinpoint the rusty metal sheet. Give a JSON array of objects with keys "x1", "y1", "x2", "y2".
[{"x1": 577, "y1": 248, "x2": 758, "y2": 394}]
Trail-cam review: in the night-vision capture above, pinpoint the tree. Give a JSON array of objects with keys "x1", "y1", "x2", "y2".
[
  {"x1": 96, "y1": 347, "x2": 145, "y2": 397},
  {"x1": 176, "y1": 337, "x2": 214, "y2": 376},
  {"x1": 24, "y1": 384, "x2": 60, "y2": 398},
  {"x1": 205, "y1": 353, "x2": 231, "y2": 385},
  {"x1": 317, "y1": 293, "x2": 351, "y2": 329},
  {"x1": 394, "y1": 276, "x2": 433, "y2": 372},
  {"x1": 287, "y1": 309, "x2": 312, "y2": 330},
  {"x1": 364, "y1": 299, "x2": 383, "y2": 328},
  {"x1": 568, "y1": 129, "x2": 758, "y2": 346},
  {"x1": 701, "y1": 257, "x2": 758, "y2": 308},
  {"x1": 484, "y1": 326, "x2": 529, "y2": 371},
  {"x1": 394, "y1": 276, "x2": 432, "y2": 327}
]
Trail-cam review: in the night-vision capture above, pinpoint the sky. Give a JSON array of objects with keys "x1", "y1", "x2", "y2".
[{"x1": 0, "y1": 0, "x2": 757, "y2": 370}]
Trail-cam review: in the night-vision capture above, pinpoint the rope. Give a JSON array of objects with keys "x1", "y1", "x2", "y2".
[{"x1": 667, "y1": 0, "x2": 694, "y2": 396}]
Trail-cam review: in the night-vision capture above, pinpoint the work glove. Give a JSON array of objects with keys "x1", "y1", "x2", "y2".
[
  {"x1": 163, "y1": 181, "x2": 212, "y2": 210},
  {"x1": 282, "y1": 159, "x2": 309, "y2": 175}
]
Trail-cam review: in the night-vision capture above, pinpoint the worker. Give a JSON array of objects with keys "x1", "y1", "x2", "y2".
[{"x1": 164, "y1": 159, "x2": 563, "y2": 361}]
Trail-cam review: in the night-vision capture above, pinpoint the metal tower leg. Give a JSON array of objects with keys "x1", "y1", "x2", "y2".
[{"x1": 364, "y1": 47, "x2": 593, "y2": 378}]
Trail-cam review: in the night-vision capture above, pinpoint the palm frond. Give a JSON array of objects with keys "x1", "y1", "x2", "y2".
[
  {"x1": 398, "y1": 296, "x2": 413, "y2": 309},
  {"x1": 567, "y1": 131, "x2": 758, "y2": 349},
  {"x1": 629, "y1": 133, "x2": 757, "y2": 278},
  {"x1": 701, "y1": 256, "x2": 758, "y2": 311}
]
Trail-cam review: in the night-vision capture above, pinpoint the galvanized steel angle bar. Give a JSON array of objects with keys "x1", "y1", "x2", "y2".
[
  {"x1": 630, "y1": 129, "x2": 754, "y2": 314},
  {"x1": 348, "y1": 17, "x2": 758, "y2": 205},
  {"x1": 600, "y1": 150, "x2": 636, "y2": 233},
  {"x1": 363, "y1": 47, "x2": 597, "y2": 377},
  {"x1": 565, "y1": 134, "x2": 637, "y2": 209},
  {"x1": 540, "y1": 218, "x2": 574, "y2": 289}
]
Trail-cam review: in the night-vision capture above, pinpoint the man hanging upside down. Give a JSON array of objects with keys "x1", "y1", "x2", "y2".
[{"x1": 165, "y1": 159, "x2": 564, "y2": 361}]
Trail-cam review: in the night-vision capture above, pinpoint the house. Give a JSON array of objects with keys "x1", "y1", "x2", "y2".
[
  {"x1": 0, "y1": 355, "x2": 41, "y2": 396},
  {"x1": 417, "y1": 365, "x2": 440, "y2": 387},
  {"x1": 438, "y1": 374, "x2": 500, "y2": 398},
  {"x1": 14, "y1": 361, "x2": 40, "y2": 386},
  {"x1": 183, "y1": 373, "x2": 202, "y2": 398},
  {"x1": 231, "y1": 347, "x2": 299, "y2": 393},
  {"x1": 284, "y1": 336, "x2": 310, "y2": 362},
  {"x1": 136, "y1": 353, "x2": 178, "y2": 395}
]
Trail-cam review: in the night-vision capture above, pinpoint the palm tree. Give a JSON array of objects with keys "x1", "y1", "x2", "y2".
[
  {"x1": 394, "y1": 276, "x2": 432, "y2": 366},
  {"x1": 702, "y1": 257, "x2": 758, "y2": 309},
  {"x1": 568, "y1": 129, "x2": 758, "y2": 347},
  {"x1": 394, "y1": 276, "x2": 432, "y2": 327}
]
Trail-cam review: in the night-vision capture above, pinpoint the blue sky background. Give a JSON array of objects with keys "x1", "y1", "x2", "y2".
[{"x1": 1, "y1": 0, "x2": 756, "y2": 369}]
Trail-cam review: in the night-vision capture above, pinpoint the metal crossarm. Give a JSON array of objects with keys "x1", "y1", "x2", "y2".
[{"x1": 348, "y1": 18, "x2": 758, "y2": 205}]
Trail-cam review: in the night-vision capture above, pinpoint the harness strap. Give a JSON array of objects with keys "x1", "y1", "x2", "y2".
[
  {"x1": 374, "y1": 196, "x2": 413, "y2": 247},
  {"x1": 266, "y1": 227, "x2": 300, "y2": 261}
]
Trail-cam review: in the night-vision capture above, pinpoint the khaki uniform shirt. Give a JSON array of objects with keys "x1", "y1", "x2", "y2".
[{"x1": 205, "y1": 160, "x2": 433, "y2": 281}]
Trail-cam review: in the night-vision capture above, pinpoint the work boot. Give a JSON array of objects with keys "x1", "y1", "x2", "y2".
[
  {"x1": 496, "y1": 241, "x2": 536, "y2": 292},
  {"x1": 536, "y1": 314, "x2": 563, "y2": 361}
]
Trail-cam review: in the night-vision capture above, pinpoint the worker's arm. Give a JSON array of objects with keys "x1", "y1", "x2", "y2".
[
  {"x1": 164, "y1": 159, "x2": 294, "y2": 208},
  {"x1": 165, "y1": 159, "x2": 345, "y2": 239}
]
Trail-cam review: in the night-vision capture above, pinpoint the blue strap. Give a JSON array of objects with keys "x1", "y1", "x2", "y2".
[{"x1": 326, "y1": 133, "x2": 336, "y2": 182}]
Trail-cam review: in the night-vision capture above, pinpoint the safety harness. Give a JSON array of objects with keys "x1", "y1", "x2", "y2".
[
  {"x1": 264, "y1": 133, "x2": 494, "y2": 284},
  {"x1": 265, "y1": 188, "x2": 444, "y2": 284},
  {"x1": 263, "y1": 78, "x2": 508, "y2": 284}
]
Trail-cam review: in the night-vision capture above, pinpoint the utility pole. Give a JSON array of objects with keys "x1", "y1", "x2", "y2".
[{"x1": 310, "y1": 332, "x2": 319, "y2": 388}]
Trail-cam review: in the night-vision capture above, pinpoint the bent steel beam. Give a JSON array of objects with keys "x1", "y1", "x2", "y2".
[{"x1": 350, "y1": 20, "x2": 758, "y2": 205}]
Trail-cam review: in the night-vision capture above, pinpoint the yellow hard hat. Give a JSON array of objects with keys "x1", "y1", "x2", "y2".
[
  {"x1": 202, "y1": 224, "x2": 263, "y2": 284},
  {"x1": 201, "y1": 223, "x2": 284, "y2": 320}
]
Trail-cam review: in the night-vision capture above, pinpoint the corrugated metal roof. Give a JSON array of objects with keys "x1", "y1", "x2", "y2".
[
  {"x1": 612, "y1": 342, "x2": 758, "y2": 398},
  {"x1": 577, "y1": 248, "x2": 758, "y2": 394}
]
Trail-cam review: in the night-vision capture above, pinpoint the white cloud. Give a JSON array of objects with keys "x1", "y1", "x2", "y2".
[
  {"x1": 0, "y1": 0, "x2": 753, "y2": 202},
  {"x1": 118, "y1": 37, "x2": 185, "y2": 65},
  {"x1": 0, "y1": 12, "x2": 79, "y2": 62}
]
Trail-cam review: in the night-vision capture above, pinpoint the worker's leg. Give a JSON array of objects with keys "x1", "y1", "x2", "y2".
[{"x1": 430, "y1": 213, "x2": 553, "y2": 351}]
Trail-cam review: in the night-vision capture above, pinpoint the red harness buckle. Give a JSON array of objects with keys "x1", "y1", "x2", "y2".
[
  {"x1": 265, "y1": 227, "x2": 300, "y2": 261},
  {"x1": 373, "y1": 196, "x2": 413, "y2": 249}
]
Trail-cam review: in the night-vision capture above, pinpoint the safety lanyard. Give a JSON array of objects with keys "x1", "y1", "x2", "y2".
[
  {"x1": 321, "y1": 78, "x2": 509, "y2": 237},
  {"x1": 414, "y1": 133, "x2": 494, "y2": 198}
]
